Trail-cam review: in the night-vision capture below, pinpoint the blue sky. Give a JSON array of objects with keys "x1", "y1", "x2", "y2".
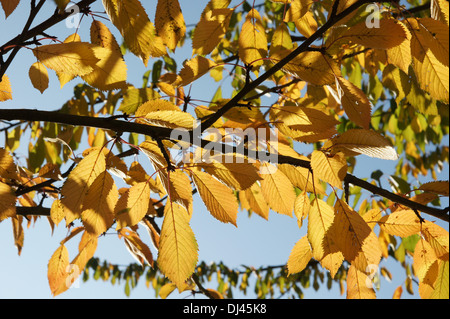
[{"x1": 0, "y1": 0, "x2": 448, "y2": 300}]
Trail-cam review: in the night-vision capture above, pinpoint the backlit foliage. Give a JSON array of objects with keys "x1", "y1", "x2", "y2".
[{"x1": 0, "y1": 0, "x2": 448, "y2": 299}]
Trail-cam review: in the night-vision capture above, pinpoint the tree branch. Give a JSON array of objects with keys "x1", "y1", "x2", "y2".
[
  {"x1": 0, "y1": 0, "x2": 96, "y2": 80},
  {"x1": 3, "y1": 108, "x2": 448, "y2": 222}
]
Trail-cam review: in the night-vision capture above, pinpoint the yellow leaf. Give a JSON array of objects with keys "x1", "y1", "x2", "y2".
[
  {"x1": 346, "y1": 264, "x2": 376, "y2": 299},
  {"x1": 159, "y1": 282, "x2": 177, "y2": 299},
  {"x1": 159, "y1": 169, "x2": 193, "y2": 215},
  {"x1": 50, "y1": 199, "x2": 65, "y2": 225},
  {"x1": 284, "y1": 0, "x2": 314, "y2": 22},
  {"x1": 0, "y1": 75, "x2": 12, "y2": 102},
  {"x1": 28, "y1": 62, "x2": 49, "y2": 94},
  {"x1": 90, "y1": 20, "x2": 122, "y2": 56},
  {"x1": 67, "y1": 232, "x2": 98, "y2": 291},
  {"x1": 173, "y1": 56, "x2": 217, "y2": 87},
  {"x1": 416, "y1": 18, "x2": 449, "y2": 67},
  {"x1": 198, "y1": 161, "x2": 261, "y2": 190},
  {"x1": 307, "y1": 198, "x2": 344, "y2": 277},
  {"x1": 269, "y1": 23, "x2": 294, "y2": 56},
  {"x1": 430, "y1": 260, "x2": 449, "y2": 299},
  {"x1": 102, "y1": 0, "x2": 166, "y2": 66},
  {"x1": 392, "y1": 285, "x2": 403, "y2": 299},
  {"x1": 0, "y1": 0, "x2": 19, "y2": 18},
  {"x1": 260, "y1": 162, "x2": 296, "y2": 216},
  {"x1": 342, "y1": 19, "x2": 407, "y2": 49},
  {"x1": 119, "y1": 228, "x2": 154, "y2": 267},
  {"x1": 192, "y1": 7, "x2": 234, "y2": 56},
  {"x1": 293, "y1": 11, "x2": 318, "y2": 38},
  {"x1": 311, "y1": 150, "x2": 347, "y2": 189},
  {"x1": 81, "y1": 171, "x2": 118, "y2": 236},
  {"x1": 143, "y1": 110, "x2": 195, "y2": 129},
  {"x1": 238, "y1": 9, "x2": 268, "y2": 67},
  {"x1": 333, "y1": 199, "x2": 382, "y2": 273},
  {"x1": 115, "y1": 182, "x2": 151, "y2": 230},
  {"x1": 294, "y1": 191, "x2": 311, "y2": 228},
  {"x1": 0, "y1": 181, "x2": 16, "y2": 221},
  {"x1": 81, "y1": 45, "x2": 127, "y2": 91},
  {"x1": 287, "y1": 236, "x2": 312, "y2": 275},
  {"x1": 337, "y1": 77, "x2": 372, "y2": 130},
  {"x1": 411, "y1": 23, "x2": 449, "y2": 103},
  {"x1": 242, "y1": 182, "x2": 270, "y2": 220},
  {"x1": 270, "y1": 49, "x2": 341, "y2": 85},
  {"x1": 419, "y1": 181, "x2": 449, "y2": 196},
  {"x1": 278, "y1": 163, "x2": 326, "y2": 195},
  {"x1": 118, "y1": 86, "x2": 161, "y2": 114},
  {"x1": 330, "y1": 129, "x2": 398, "y2": 160},
  {"x1": 47, "y1": 244, "x2": 70, "y2": 297},
  {"x1": 60, "y1": 148, "x2": 106, "y2": 225},
  {"x1": 379, "y1": 209, "x2": 422, "y2": 237},
  {"x1": 414, "y1": 238, "x2": 438, "y2": 281},
  {"x1": 274, "y1": 103, "x2": 340, "y2": 134},
  {"x1": 158, "y1": 202, "x2": 198, "y2": 290},
  {"x1": 155, "y1": 0, "x2": 186, "y2": 52},
  {"x1": 431, "y1": 0, "x2": 449, "y2": 25},
  {"x1": 33, "y1": 42, "x2": 99, "y2": 77},
  {"x1": 191, "y1": 169, "x2": 238, "y2": 225},
  {"x1": 0, "y1": 147, "x2": 18, "y2": 179},
  {"x1": 421, "y1": 221, "x2": 449, "y2": 260},
  {"x1": 386, "y1": 21, "x2": 412, "y2": 74}
]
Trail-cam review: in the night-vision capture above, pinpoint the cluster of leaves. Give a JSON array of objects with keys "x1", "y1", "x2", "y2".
[{"x1": 0, "y1": 0, "x2": 449, "y2": 299}]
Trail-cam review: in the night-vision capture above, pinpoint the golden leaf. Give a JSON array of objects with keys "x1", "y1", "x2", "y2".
[
  {"x1": 192, "y1": 7, "x2": 234, "y2": 56},
  {"x1": 198, "y1": 161, "x2": 261, "y2": 190},
  {"x1": 311, "y1": 150, "x2": 347, "y2": 189},
  {"x1": 119, "y1": 228, "x2": 154, "y2": 267},
  {"x1": 0, "y1": 148, "x2": 18, "y2": 179},
  {"x1": 158, "y1": 202, "x2": 198, "y2": 289},
  {"x1": 411, "y1": 21, "x2": 449, "y2": 103},
  {"x1": 28, "y1": 62, "x2": 49, "y2": 94},
  {"x1": 342, "y1": 19, "x2": 407, "y2": 49},
  {"x1": 307, "y1": 198, "x2": 344, "y2": 277},
  {"x1": 270, "y1": 49, "x2": 341, "y2": 85},
  {"x1": 143, "y1": 110, "x2": 195, "y2": 129},
  {"x1": 287, "y1": 236, "x2": 312, "y2": 275},
  {"x1": 159, "y1": 169, "x2": 193, "y2": 215},
  {"x1": 260, "y1": 162, "x2": 296, "y2": 216},
  {"x1": 421, "y1": 221, "x2": 449, "y2": 260},
  {"x1": 60, "y1": 148, "x2": 106, "y2": 225},
  {"x1": 115, "y1": 182, "x2": 151, "y2": 230},
  {"x1": 379, "y1": 209, "x2": 422, "y2": 237},
  {"x1": 242, "y1": 182, "x2": 270, "y2": 220},
  {"x1": 269, "y1": 23, "x2": 294, "y2": 56},
  {"x1": 191, "y1": 169, "x2": 238, "y2": 225},
  {"x1": 47, "y1": 244, "x2": 70, "y2": 297},
  {"x1": 329, "y1": 129, "x2": 398, "y2": 160},
  {"x1": 337, "y1": 77, "x2": 372, "y2": 130},
  {"x1": 294, "y1": 191, "x2": 311, "y2": 228},
  {"x1": 386, "y1": 21, "x2": 411, "y2": 74},
  {"x1": 414, "y1": 238, "x2": 438, "y2": 282},
  {"x1": 333, "y1": 199, "x2": 382, "y2": 273},
  {"x1": 155, "y1": 0, "x2": 186, "y2": 52},
  {"x1": 80, "y1": 45, "x2": 127, "y2": 91},
  {"x1": 173, "y1": 56, "x2": 217, "y2": 87},
  {"x1": 429, "y1": 260, "x2": 449, "y2": 299},
  {"x1": 81, "y1": 171, "x2": 118, "y2": 236},
  {"x1": 0, "y1": 75, "x2": 12, "y2": 102},
  {"x1": 419, "y1": 181, "x2": 449, "y2": 196},
  {"x1": 0, "y1": 181, "x2": 16, "y2": 221},
  {"x1": 346, "y1": 264, "x2": 376, "y2": 299},
  {"x1": 238, "y1": 9, "x2": 268, "y2": 67},
  {"x1": 90, "y1": 20, "x2": 122, "y2": 56},
  {"x1": 284, "y1": 0, "x2": 314, "y2": 22},
  {"x1": 50, "y1": 199, "x2": 65, "y2": 226},
  {"x1": 278, "y1": 163, "x2": 326, "y2": 195},
  {"x1": 33, "y1": 42, "x2": 99, "y2": 77},
  {"x1": 102, "y1": 0, "x2": 166, "y2": 66}
]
